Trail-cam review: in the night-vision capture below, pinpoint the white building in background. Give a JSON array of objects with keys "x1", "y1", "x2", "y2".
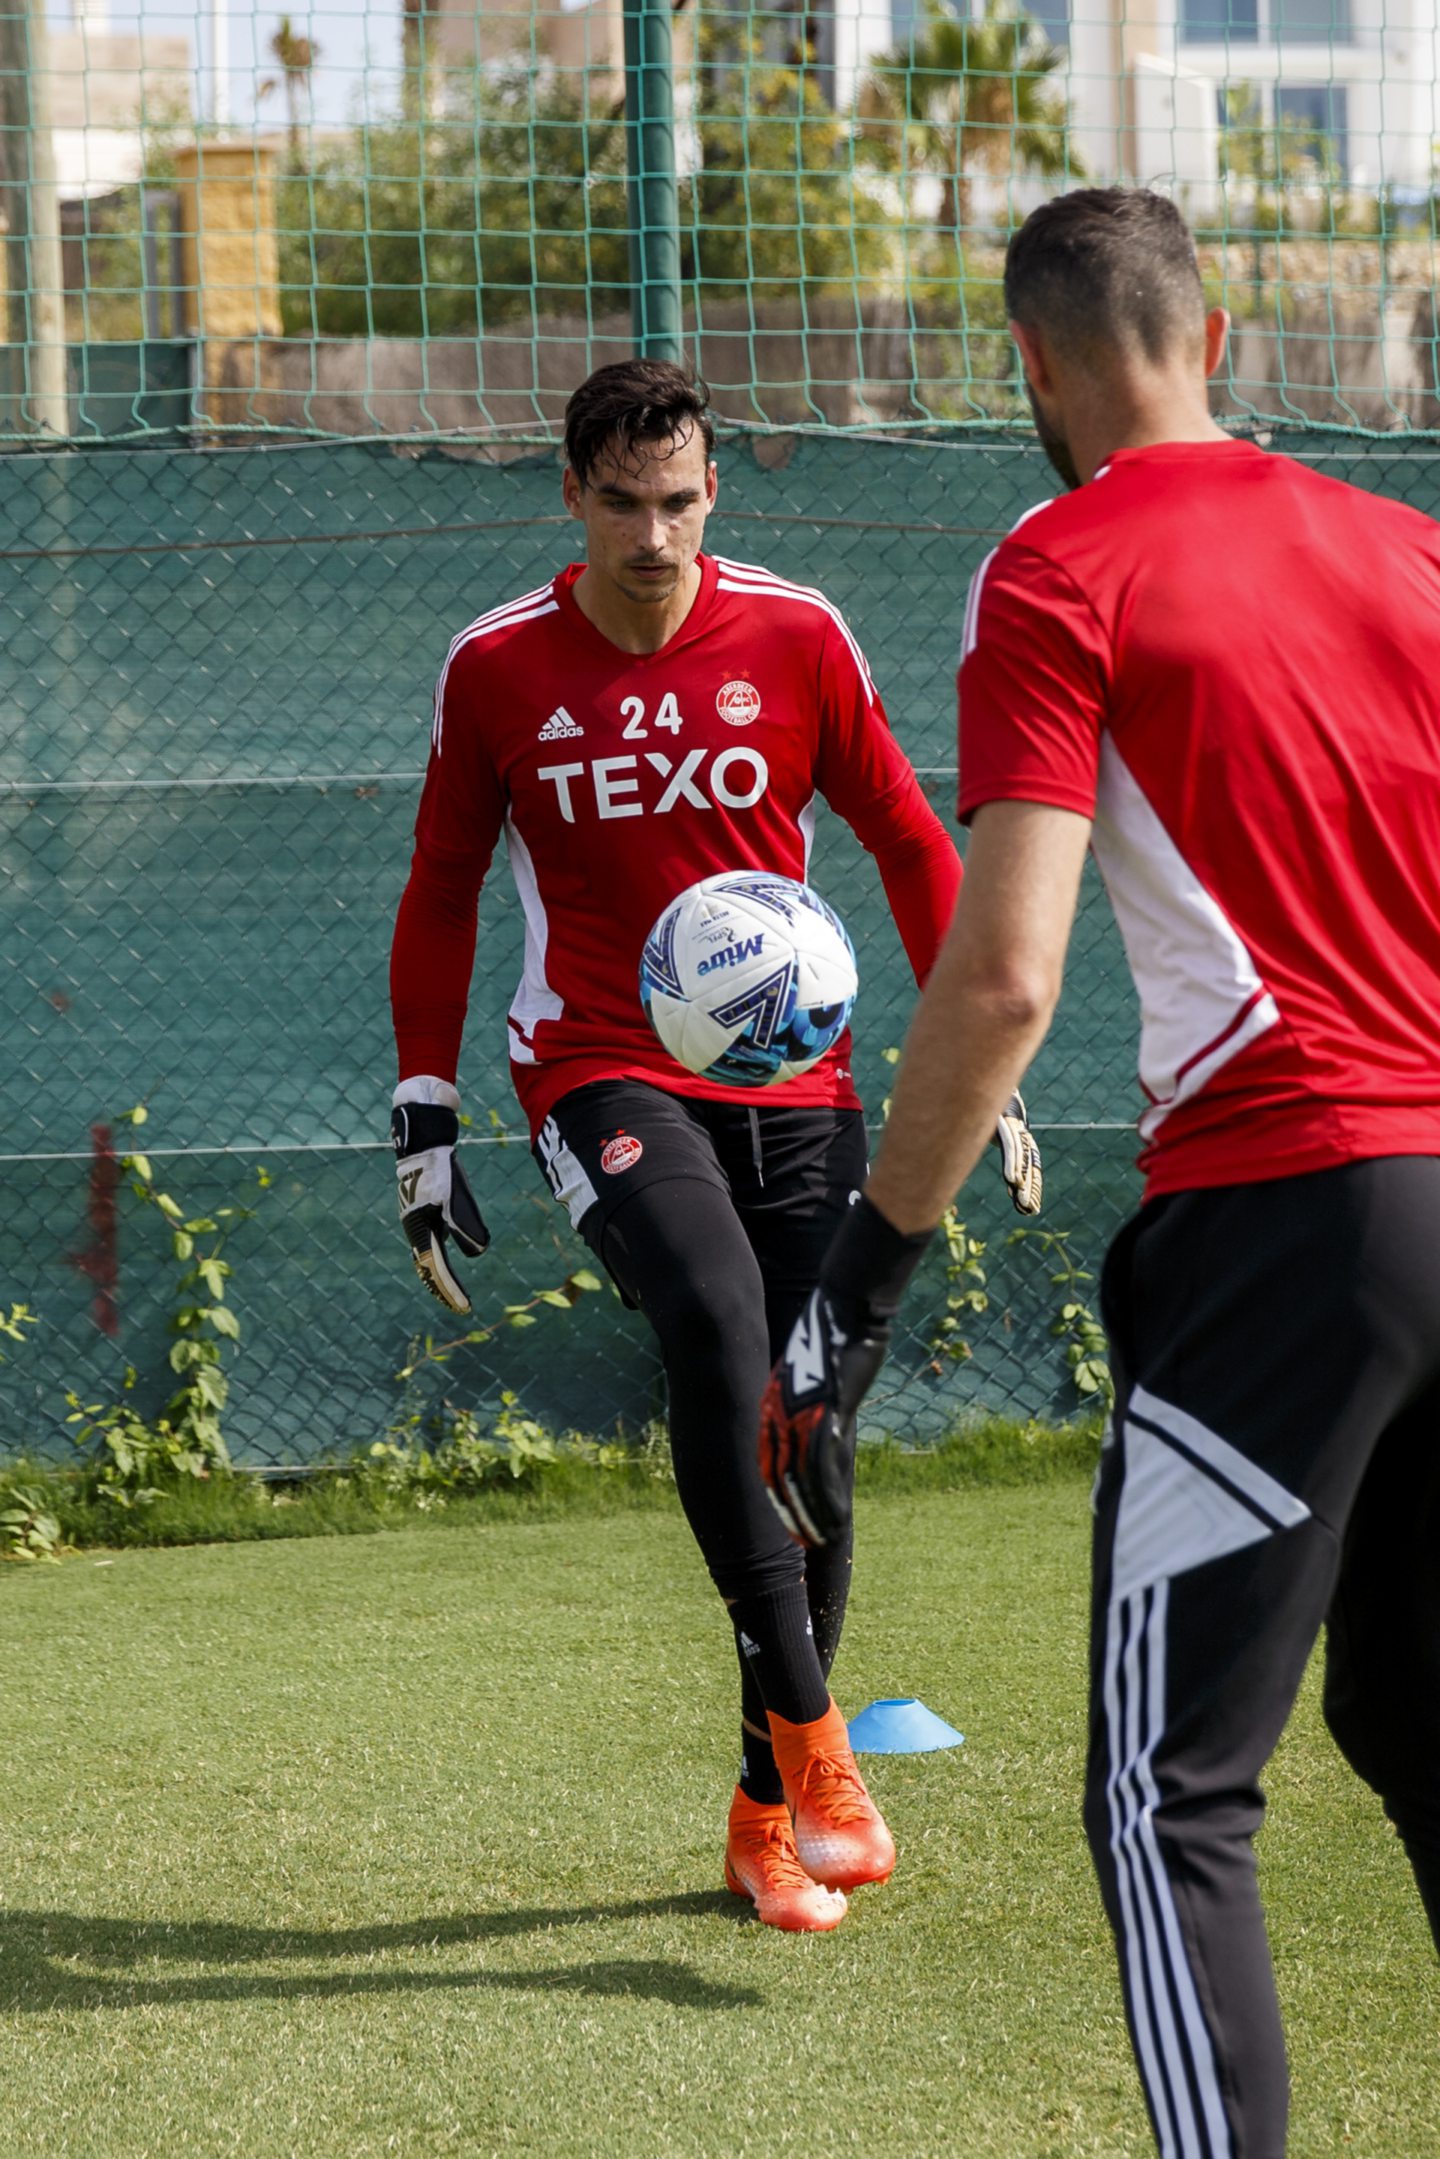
[
  {"x1": 1066, "y1": 0, "x2": 1440, "y2": 214},
  {"x1": 41, "y1": 0, "x2": 1436, "y2": 216},
  {"x1": 428, "y1": 0, "x2": 631, "y2": 90},
  {"x1": 49, "y1": 0, "x2": 193, "y2": 200},
  {"x1": 823, "y1": 0, "x2": 1439, "y2": 213}
]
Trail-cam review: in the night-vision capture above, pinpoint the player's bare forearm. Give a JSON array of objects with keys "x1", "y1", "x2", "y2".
[{"x1": 866, "y1": 801, "x2": 1092, "y2": 1236}]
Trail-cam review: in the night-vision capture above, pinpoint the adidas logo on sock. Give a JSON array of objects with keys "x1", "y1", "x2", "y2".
[
  {"x1": 739, "y1": 1630, "x2": 761, "y2": 1659},
  {"x1": 538, "y1": 706, "x2": 583, "y2": 740}
]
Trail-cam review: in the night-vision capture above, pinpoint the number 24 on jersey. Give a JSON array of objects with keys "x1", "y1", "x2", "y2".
[{"x1": 620, "y1": 693, "x2": 685, "y2": 739}]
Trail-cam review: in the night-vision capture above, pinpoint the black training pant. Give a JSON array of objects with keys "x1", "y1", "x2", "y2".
[
  {"x1": 1089, "y1": 1157, "x2": 1440, "y2": 2159},
  {"x1": 535, "y1": 1075, "x2": 868, "y2": 1597}
]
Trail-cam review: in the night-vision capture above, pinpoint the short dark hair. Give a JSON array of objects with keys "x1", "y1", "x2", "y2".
[
  {"x1": 1004, "y1": 188, "x2": 1206, "y2": 364},
  {"x1": 563, "y1": 359, "x2": 716, "y2": 487}
]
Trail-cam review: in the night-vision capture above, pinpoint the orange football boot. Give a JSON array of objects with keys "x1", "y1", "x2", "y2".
[
  {"x1": 724, "y1": 1787, "x2": 849, "y2": 1932},
  {"x1": 768, "y1": 1699, "x2": 896, "y2": 1891}
]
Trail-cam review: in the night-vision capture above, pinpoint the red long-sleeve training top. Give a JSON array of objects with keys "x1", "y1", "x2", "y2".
[{"x1": 391, "y1": 552, "x2": 962, "y2": 1136}]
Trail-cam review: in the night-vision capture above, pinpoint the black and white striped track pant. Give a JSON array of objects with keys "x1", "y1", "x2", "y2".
[{"x1": 1088, "y1": 1156, "x2": 1440, "y2": 2159}]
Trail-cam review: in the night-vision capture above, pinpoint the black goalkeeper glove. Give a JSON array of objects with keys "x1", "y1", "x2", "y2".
[
  {"x1": 391, "y1": 1078, "x2": 490, "y2": 1315},
  {"x1": 759, "y1": 1195, "x2": 934, "y2": 1548},
  {"x1": 995, "y1": 1091, "x2": 1043, "y2": 1215},
  {"x1": 759, "y1": 1285, "x2": 890, "y2": 1547}
]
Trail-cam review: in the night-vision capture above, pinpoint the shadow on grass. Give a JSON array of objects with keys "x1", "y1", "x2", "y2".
[{"x1": 0, "y1": 1895, "x2": 763, "y2": 2014}]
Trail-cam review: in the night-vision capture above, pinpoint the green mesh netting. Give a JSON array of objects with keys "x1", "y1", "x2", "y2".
[
  {"x1": 4, "y1": 0, "x2": 1438, "y2": 1458},
  {"x1": 6, "y1": 430, "x2": 1438, "y2": 1465},
  {"x1": 2, "y1": 0, "x2": 1437, "y2": 442}
]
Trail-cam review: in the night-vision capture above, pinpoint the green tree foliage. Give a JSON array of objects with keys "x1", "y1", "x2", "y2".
[
  {"x1": 682, "y1": 3, "x2": 901, "y2": 306},
  {"x1": 59, "y1": 101, "x2": 193, "y2": 342},
  {"x1": 1215, "y1": 85, "x2": 1353, "y2": 285},
  {"x1": 278, "y1": 40, "x2": 906, "y2": 339},
  {"x1": 277, "y1": 73, "x2": 629, "y2": 337},
  {"x1": 1218, "y1": 83, "x2": 1345, "y2": 243},
  {"x1": 1219, "y1": 84, "x2": 1340, "y2": 200},
  {"x1": 860, "y1": 0, "x2": 1079, "y2": 241}
]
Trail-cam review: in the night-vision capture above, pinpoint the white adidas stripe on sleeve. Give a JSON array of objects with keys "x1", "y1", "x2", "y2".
[{"x1": 431, "y1": 583, "x2": 560, "y2": 753}]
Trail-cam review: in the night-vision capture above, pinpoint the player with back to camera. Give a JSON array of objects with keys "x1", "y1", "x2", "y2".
[
  {"x1": 760, "y1": 188, "x2": 1440, "y2": 2143},
  {"x1": 388, "y1": 359, "x2": 1043, "y2": 1934}
]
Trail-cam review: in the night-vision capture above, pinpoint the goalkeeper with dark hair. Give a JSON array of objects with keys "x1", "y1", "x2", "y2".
[{"x1": 389, "y1": 358, "x2": 1042, "y2": 1934}]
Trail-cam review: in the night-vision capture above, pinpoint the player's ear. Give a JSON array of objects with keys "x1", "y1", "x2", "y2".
[
  {"x1": 1203, "y1": 307, "x2": 1230, "y2": 381},
  {"x1": 705, "y1": 459, "x2": 718, "y2": 511},
  {"x1": 562, "y1": 465, "x2": 584, "y2": 520}
]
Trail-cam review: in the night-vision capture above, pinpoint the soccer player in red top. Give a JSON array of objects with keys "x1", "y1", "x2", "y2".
[
  {"x1": 761, "y1": 189, "x2": 1440, "y2": 2136},
  {"x1": 390, "y1": 360, "x2": 1042, "y2": 1934}
]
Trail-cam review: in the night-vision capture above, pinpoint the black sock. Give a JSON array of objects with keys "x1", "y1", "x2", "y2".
[
  {"x1": 736, "y1": 1633, "x2": 784, "y2": 1804},
  {"x1": 731, "y1": 1538, "x2": 856, "y2": 1804},
  {"x1": 738, "y1": 1719, "x2": 785, "y2": 1806},
  {"x1": 806, "y1": 1527, "x2": 854, "y2": 1682},
  {"x1": 727, "y1": 1580, "x2": 830, "y2": 1732}
]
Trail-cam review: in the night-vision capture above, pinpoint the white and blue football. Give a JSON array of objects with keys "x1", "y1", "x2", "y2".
[{"x1": 639, "y1": 871, "x2": 858, "y2": 1087}]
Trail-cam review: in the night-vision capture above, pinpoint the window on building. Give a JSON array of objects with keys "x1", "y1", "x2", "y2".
[
  {"x1": 1024, "y1": 0, "x2": 1071, "y2": 49},
  {"x1": 891, "y1": 0, "x2": 920, "y2": 47},
  {"x1": 1218, "y1": 83, "x2": 1349, "y2": 179},
  {"x1": 1275, "y1": 83, "x2": 1348, "y2": 173},
  {"x1": 1184, "y1": 0, "x2": 1352, "y2": 39},
  {"x1": 1270, "y1": 0, "x2": 1352, "y2": 37},
  {"x1": 1181, "y1": 0, "x2": 1259, "y2": 43}
]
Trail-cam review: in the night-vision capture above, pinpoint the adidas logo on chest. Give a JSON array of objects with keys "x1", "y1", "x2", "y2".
[{"x1": 538, "y1": 706, "x2": 584, "y2": 741}]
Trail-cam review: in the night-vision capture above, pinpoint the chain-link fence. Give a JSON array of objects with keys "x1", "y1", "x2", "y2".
[
  {"x1": 6, "y1": 0, "x2": 1440, "y2": 1462},
  {"x1": 5, "y1": 425, "x2": 1436, "y2": 1467}
]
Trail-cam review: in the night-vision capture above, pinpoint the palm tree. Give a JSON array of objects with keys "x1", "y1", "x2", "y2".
[
  {"x1": 861, "y1": 0, "x2": 1080, "y2": 240},
  {"x1": 264, "y1": 17, "x2": 319, "y2": 169}
]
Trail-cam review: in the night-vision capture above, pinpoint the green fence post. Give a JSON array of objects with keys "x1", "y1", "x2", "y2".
[{"x1": 622, "y1": 0, "x2": 682, "y2": 361}]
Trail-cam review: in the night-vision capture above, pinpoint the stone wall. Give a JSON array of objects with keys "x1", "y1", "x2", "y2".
[
  {"x1": 179, "y1": 236, "x2": 1440, "y2": 440},
  {"x1": 197, "y1": 297, "x2": 978, "y2": 437}
]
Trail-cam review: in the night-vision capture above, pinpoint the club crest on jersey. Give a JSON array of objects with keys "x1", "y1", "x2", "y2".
[
  {"x1": 717, "y1": 679, "x2": 761, "y2": 727},
  {"x1": 538, "y1": 706, "x2": 584, "y2": 741},
  {"x1": 601, "y1": 1133, "x2": 644, "y2": 1175}
]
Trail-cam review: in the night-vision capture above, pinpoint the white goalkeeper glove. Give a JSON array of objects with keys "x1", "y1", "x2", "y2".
[
  {"x1": 996, "y1": 1091, "x2": 1043, "y2": 1216},
  {"x1": 390, "y1": 1076, "x2": 490, "y2": 1314}
]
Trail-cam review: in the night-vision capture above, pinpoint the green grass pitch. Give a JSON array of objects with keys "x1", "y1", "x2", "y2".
[{"x1": 1, "y1": 1481, "x2": 1435, "y2": 2158}]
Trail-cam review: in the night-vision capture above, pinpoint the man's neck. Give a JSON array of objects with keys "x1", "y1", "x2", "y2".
[
  {"x1": 1068, "y1": 369, "x2": 1230, "y2": 485},
  {"x1": 571, "y1": 559, "x2": 704, "y2": 655}
]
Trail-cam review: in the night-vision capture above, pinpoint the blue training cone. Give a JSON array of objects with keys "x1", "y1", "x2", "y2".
[{"x1": 848, "y1": 1697, "x2": 965, "y2": 1756}]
